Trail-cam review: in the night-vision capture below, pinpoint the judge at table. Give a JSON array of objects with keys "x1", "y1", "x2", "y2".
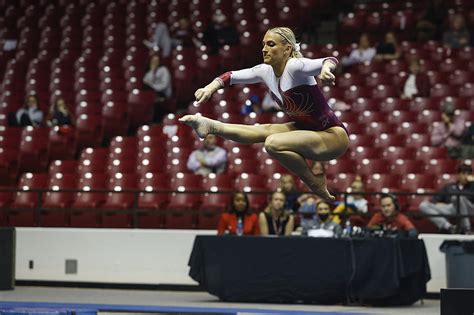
[{"x1": 259, "y1": 191, "x2": 295, "y2": 236}]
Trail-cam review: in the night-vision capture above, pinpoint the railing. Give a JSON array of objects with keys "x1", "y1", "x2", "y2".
[{"x1": 0, "y1": 188, "x2": 473, "y2": 230}]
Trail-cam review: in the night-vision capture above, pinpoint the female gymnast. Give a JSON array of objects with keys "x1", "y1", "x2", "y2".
[{"x1": 180, "y1": 27, "x2": 349, "y2": 200}]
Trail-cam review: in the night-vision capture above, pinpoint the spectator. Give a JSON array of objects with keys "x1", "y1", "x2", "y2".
[
  {"x1": 368, "y1": 193, "x2": 418, "y2": 237},
  {"x1": 332, "y1": 178, "x2": 368, "y2": 225},
  {"x1": 187, "y1": 134, "x2": 227, "y2": 176},
  {"x1": 202, "y1": 13, "x2": 239, "y2": 54},
  {"x1": 217, "y1": 192, "x2": 260, "y2": 235},
  {"x1": 258, "y1": 191, "x2": 295, "y2": 236},
  {"x1": 442, "y1": 14, "x2": 470, "y2": 49},
  {"x1": 171, "y1": 18, "x2": 197, "y2": 48},
  {"x1": 46, "y1": 97, "x2": 74, "y2": 127},
  {"x1": 143, "y1": 22, "x2": 172, "y2": 57},
  {"x1": 298, "y1": 200, "x2": 342, "y2": 237},
  {"x1": 142, "y1": 54, "x2": 172, "y2": 122},
  {"x1": 144, "y1": 18, "x2": 197, "y2": 57},
  {"x1": 278, "y1": 174, "x2": 301, "y2": 211},
  {"x1": 400, "y1": 59, "x2": 430, "y2": 99},
  {"x1": 340, "y1": 33, "x2": 376, "y2": 68},
  {"x1": 374, "y1": 31, "x2": 401, "y2": 61},
  {"x1": 416, "y1": 0, "x2": 448, "y2": 41},
  {"x1": 431, "y1": 100, "x2": 466, "y2": 158},
  {"x1": 420, "y1": 164, "x2": 474, "y2": 234},
  {"x1": 11, "y1": 95, "x2": 44, "y2": 127}
]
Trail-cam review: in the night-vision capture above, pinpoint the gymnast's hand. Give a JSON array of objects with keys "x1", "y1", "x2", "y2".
[
  {"x1": 318, "y1": 62, "x2": 336, "y2": 86},
  {"x1": 194, "y1": 87, "x2": 214, "y2": 104}
]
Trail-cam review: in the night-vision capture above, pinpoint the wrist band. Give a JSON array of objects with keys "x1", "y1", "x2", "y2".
[{"x1": 216, "y1": 72, "x2": 232, "y2": 87}]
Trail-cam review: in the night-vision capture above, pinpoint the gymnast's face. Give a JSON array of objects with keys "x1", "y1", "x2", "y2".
[{"x1": 262, "y1": 32, "x2": 291, "y2": 66}]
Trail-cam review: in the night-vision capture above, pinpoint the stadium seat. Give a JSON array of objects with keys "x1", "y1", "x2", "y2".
[
  {"x1": 356, "y1": 159, "x2": 391, "y2": 176},
  {"x1": 18, "y1": 126, "x2": 49, "y2": 173},
  {"x1": 74, "y1": 114, "x2": 103, "y2": 152},
  {"x1": 234, "y1": 174, "x2": 268, "y2": 192}
]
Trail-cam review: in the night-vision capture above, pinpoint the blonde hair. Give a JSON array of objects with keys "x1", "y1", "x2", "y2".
[{"x1": 268, "y1": 27, "x2": 303, "y2": 58}]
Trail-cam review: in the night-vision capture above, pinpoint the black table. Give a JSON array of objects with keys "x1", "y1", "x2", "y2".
[{"x1": 188, "y1": 236, "x2": 431, "y2": 306}]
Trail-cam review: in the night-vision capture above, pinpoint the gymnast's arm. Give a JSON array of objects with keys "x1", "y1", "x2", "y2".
[
  {"x1": 194, "y1": 65, "x2": 267, "y2": 104},
  {"x1": 289, "y1": 57, "x2": 338, "y2": 85}
]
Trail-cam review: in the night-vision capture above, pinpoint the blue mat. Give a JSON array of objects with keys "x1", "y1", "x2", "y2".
[{"x1": 0, "y1": 301, "x2": 369, "y2": 315}]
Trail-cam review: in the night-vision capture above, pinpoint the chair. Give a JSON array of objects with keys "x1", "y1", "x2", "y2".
[
  {"x1": 74, "y1": 114, "x2": 103, "y2": 152},
  {"x1": 101, "y1": 102, "x2": 128, "y2": 140},
  {"x1": 71, "y1": 173, "x2": 108, "y2": 209},
  {"x1": 101, "y1": 173, "x2": 138, "y2": 228},
  {"x1": 348, "y1": 134, "x2": 376, "y2": 148},
  {"x1": 162, "y1": 193, "x2": 201, "y2": 229},
  {"x1": 390, "y1": 160, "x2": 425, "y2": 174},
  {"x1": 366, "y1": 122, "x2": 398, "y2": 136},
  {"x1": 356, "y1": 159, "x2": 391, "y2": 176},
  {"x1": 48, "y1": 126, "x2": 75, "y2": 161},
  {"x1": 199, "y1": 192, "x2": 231, "y2": 213},
  {"x1": 425, "y1": 159, "x2": 458, "y2": 175},
  {"x1": 325, "y1": 159, "x2": 355, "y2": 176},
  {"x1": 406, "y1": 133, "x2": 431, "y2": 148},
  {"x1": 374, "y1": 134, "x2": 407, "y2": 148},
  {"x1": 228, "y1": 158, "x2": 259, "y2": 176},
  {"x1": 127, "y1": 90, "x2": 155, "y2": 130},
  {"x1": 234, "y1": 174, "x2": 268, "y2": 192},
  {"x1": 41, "y1": 173, "x2": 78, "y2": 227},
  {"x1": 11, "y1": 172, "x2": 48, "y2": 209},
  {"x1": 259, "y1": 159, "x2": 291, "y2": 178},
  {"x1": 8, "y1": 172, "x2": 48, "y2": 227},
  {"x1": 201, "y1": 173, "x2": 235, "y2": 192},
  {"x1": 170, "y1": 174, "x2": 203, "y2": 192},
  {"x1": 365, "y1": 174, "x2": 402, "y2": 192},
  {"x1": 350, "y1": 147, "x2": 383, "y2": 163},
  {"x1": 401, "y1": 174, "x2": 438, "y2": 191},
  {"x1": 382, "y1": 147, "x2": 417, "y2": 161},
  {"x1": 416, "y1": 146, "x2": 449, "y2": 161},
  {"x1": 18, "y1": 127, "x2": 49, "y2": 173},
  {"x1": 137, "y1": 172, "x2": 171, "y2": 209}
]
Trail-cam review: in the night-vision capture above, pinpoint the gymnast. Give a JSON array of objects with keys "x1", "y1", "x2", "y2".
[{"x1": 180, "y1": 27, "x2": 349, "y2": 200}]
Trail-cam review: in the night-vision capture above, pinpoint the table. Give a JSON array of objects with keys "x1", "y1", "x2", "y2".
[{"x1": 188, "y1": 236, "x2": 431, "y2": 305}]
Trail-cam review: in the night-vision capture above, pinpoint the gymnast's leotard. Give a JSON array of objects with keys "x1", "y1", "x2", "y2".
[{"x1": 217, "y1": 57, "x2": 347, "y2": 134}]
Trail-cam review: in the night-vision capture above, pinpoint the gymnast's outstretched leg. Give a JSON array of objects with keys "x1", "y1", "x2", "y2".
[{"x1": 179, "y1": 114, "x2": 295, "y2": 143}]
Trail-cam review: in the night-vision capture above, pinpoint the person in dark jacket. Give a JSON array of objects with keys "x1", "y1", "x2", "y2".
[{"x1": 420, "y1": 164, "x2": 474, "y2": 234}]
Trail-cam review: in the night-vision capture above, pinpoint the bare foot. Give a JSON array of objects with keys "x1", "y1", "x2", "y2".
[
  {"x1": 307, "y1": 173, "x2": 335, "y2": 201},
  {"x1": 178, "y1": 115, "x2": 220, "y2": 138}
]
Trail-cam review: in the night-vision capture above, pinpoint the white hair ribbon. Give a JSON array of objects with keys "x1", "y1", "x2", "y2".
[{"x1": 294, "y1": 42, "x2": 301, "y2": 52}]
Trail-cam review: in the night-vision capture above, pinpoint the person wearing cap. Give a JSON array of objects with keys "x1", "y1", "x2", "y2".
[
  {"x1": 180, "y1": 27, "x2": 348, "y2": 201},
  {"x1": 431, "y1": 100, "x2": 466, "y2": 153},
  {"x1": 419, "y1": 164, "x2": 474, "y2": 234},
  {"x1": 400, "y1": 58, "x2": 430, "y2": 99}
]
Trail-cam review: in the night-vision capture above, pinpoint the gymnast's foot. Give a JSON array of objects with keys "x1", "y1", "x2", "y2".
[
  {"x1": 308, "y1": 173, "x2": 335, "y2": 201},
  {"x1": 178, "y1": 115, "x2": 221, "y2": 139}
]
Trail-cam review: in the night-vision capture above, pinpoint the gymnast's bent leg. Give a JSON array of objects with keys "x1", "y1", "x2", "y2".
[{"x1": 264, "y1": 127, "x2": 349, "y2": 200}]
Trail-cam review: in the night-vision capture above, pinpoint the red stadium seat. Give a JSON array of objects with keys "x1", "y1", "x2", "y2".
[
  {"x1": 234, "y1": 174, "x2": 268, "y2": 192},
  {"x1": 127, "y1": 90, "x2": 155, "y2": 130},
  {"x1": 18, "y1": 127, "x2": 49, "y2": 173},
  {"x1": 425, "y1": 159, "x2": 458, "y2": 175},
  {"x1": 401, "y1": 174, "x2": 438, "y2": 191},
  {"x1": 71, "y1": 173, "x2": 108, "y2": 209},
  {"x1": 74, "y1": 114, "x2": 103, "y2": 152},
  {"x1": 365, "y1": 174, "x2": 402, "y2": 192},
  {"x1": 390, "y1": 160, "x2": 425, "y2": 174},
  {"x1": 356, "y1": 159, "x2": 391, "y2": 176}
]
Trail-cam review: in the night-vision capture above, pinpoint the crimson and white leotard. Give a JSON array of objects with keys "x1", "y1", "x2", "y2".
[{"x1": 218, "y1": 57, "x2": 347, "y2": 133}]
